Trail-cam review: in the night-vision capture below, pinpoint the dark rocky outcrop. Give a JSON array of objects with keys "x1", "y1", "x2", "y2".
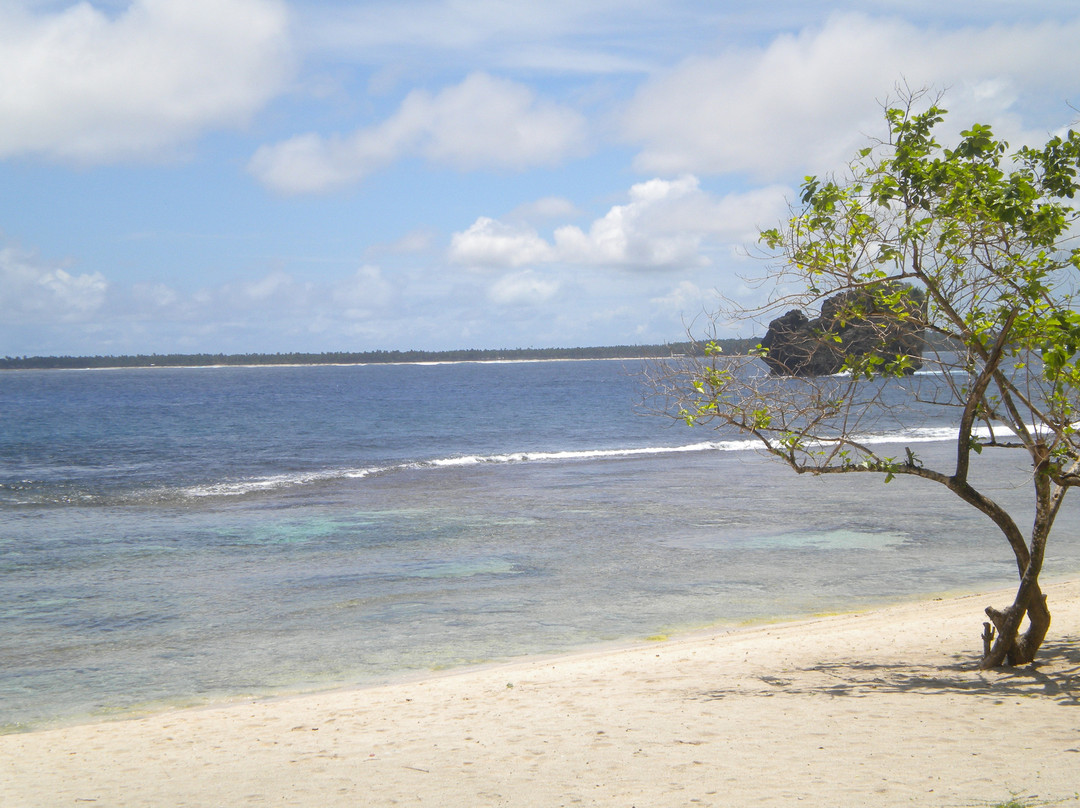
[{"x1": 759, "y1": 286, "x2": 925, "y2": 376}]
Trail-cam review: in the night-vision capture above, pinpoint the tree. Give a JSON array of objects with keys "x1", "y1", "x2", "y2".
[{"x1": 653, "y1": 92, "x2": 1080, "y2": 668}]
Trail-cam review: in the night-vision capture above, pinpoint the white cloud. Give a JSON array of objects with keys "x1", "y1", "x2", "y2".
[
  {"x1": 332, "y1": 265, "x2": 395, "y2": 315},
  {"x1": 243, "y1": 270, "x2": 294, "y2": 301},
  {"x1": 553, "y1": 176, "x2": 710, "y2": 268},
  {"x1": 488, "y1": 269, "x2": 561, "y2": 306},
  {"x1": 450, "y1": 176, "x2": 789, "y2": 271},
  {"x1": 249, "y1": 72, "x2": 588, "y2": 193},
  {"x1": 622, "y1": 13, "x2": 1080, "y2": 179},
  {"x1": 0, "y1": 0, "x2": 292, "y2": 163},
  {"x1": 0, "y1": 244, "x2": 107, "y2": 321},
  {"x1": 246, "y1": 133, "x2": 367, "y2": 196},
  {"x1": 416, "y1": 73, "x2": 589, "y2": 169},
  {"x1": 650, "y1": 280, "x2": 708, "y2": 313},
  {"x1": 448, "y1": 217, "x2": 555, "y2": 269}
]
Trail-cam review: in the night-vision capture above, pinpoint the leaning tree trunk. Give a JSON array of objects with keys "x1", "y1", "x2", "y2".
[
  {"x1": 982, "y1": 580, "x2": 1050, "y2": 668},
  {"x1": 975, "y1": 451, "x2": 1058, "y2": 669},
  {"x1": 980, "y1": 478, "x2": 1053, "y2": 669}
]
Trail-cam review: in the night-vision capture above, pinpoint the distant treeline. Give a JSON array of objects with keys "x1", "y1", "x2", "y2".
[{"x1": 0, "y1": 338, "x2": 760, "y2": 370}]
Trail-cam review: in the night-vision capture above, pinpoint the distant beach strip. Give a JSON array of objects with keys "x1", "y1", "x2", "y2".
[{"x1": 0, "y1": 340, "x2": 755, "y2": 370}]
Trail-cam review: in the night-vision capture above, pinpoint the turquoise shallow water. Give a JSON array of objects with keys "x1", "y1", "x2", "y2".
[{"x1": 3, "y1": 360, "x2": 1079, "y2": 730}]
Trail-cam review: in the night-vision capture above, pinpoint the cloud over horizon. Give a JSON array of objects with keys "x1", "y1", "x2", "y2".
[
  {"x1": 449, "y1": 176, "x2": 789, "y2": 271},
  {"x1": 0, "y1": 0, "x2": 293, "y2": 163},
  {"x1": 0, "y1": 244, "x2": 108, "y2": 324},
  {"x1": 1, "y1": 2, "x2": 1079, "y2": 356}
]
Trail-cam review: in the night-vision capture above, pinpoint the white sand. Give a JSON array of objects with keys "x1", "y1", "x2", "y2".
[{"x1": 4, "y1": 580, "x2": 1080, "y2": 808}]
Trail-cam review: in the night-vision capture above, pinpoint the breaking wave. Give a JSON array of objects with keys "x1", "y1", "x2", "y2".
[
  {"x1": 5, "y1": 422, "x2": 1028, "y2": 509},
  {"x1": 177, "y1": 425, "x2": 984, "y2": 501}
]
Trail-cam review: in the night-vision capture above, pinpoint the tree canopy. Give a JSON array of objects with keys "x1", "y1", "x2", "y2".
[{"x1": 654, "y1": 91, "x2": 1080, "y2": 668}]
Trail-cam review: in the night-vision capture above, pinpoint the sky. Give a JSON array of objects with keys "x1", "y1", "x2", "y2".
[{"x1": 2, "y1": 1, "x2": 1080, "y2": 356}]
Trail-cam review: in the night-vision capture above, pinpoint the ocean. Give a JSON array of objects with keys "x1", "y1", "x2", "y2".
[{"x1": 3, "y1": 358, "x2": 1079, "y2": 731}]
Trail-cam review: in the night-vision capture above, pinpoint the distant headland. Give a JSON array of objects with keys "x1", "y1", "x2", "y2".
[{"x1": 0, "y1": 339, "x2": 758, "y2": 370}]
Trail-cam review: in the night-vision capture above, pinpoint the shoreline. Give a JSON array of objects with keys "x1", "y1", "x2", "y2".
[
  {"x1": 4, "y1": 580, "x2": 1080, "y2": 807},
  {"x1": 0, "y1": 355, "x2": 668, "y2": 372},
  {"x1": 3, "y1": 576, "x2": 1042, "y2": 736}
]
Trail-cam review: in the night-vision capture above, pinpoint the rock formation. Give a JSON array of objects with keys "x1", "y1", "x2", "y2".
[{"x1": 759, "y1": 286, "x2": 925, "y2": 376}]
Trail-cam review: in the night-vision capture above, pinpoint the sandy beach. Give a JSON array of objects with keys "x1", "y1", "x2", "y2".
[{"x1": 4, "y1": 580, "x2": 1079, "y2": 808}]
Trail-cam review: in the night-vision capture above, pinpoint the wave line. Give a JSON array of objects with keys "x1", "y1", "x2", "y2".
[{"x1": 176, "y1": 426, "x2": 981, "y2": 499}]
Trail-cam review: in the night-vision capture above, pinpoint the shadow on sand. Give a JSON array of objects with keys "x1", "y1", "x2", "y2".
[{"x1": 700, "y1": 634, "x2": 1080, "y2": 706}]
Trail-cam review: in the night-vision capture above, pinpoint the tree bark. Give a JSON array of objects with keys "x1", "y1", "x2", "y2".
[
  {"x1": 981, "y1": 581, "x2": 1050, "y2": 668},
  {"x1": 1013, "y1": 591, "x2": 1051, "y2": 664},
  {"x1": 972, "y1": 449, "x2": 1056, "y2": 669}
]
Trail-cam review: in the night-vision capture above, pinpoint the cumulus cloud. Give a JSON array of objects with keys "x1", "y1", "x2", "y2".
[
  {"x1": 623, "y1": 13, "x2": 1080, "y2": 179},
  {"x1": 0, "y1": 244, "x2": 107, "y2": 321},
  {"x1": 450, "y1": 176, "x2": 788, "y2": 271},
  {"x1": 488, "y1": 270, "x2": 561, "y2": 306},
  {"x1": 0, "y1": 0, "x2": 292, "y2": 163},
  {"x1": 249, "y1": 72, "x2": 588, "y2": 193},
  {"x1": 416, "y1": 73, "x2": 589, "y2": 169},
  {"x1": 448, "y1": 217, "x2": 555, "y2": 269},
  {"x1": 553, "y1": 176, "x2": 712, "y2": 268}
]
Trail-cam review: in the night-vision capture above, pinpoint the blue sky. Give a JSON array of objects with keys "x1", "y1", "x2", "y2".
[{"x1": 2, "y1": 0, "x2": 1079, "y2": 356}]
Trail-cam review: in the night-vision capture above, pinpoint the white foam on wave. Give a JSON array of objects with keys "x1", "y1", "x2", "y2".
[
  {"x1": 855, "y1": 426, "x2": 961, "y2": 445},
  {"x1": 177, "y1": 423, "x2": 1015, "y2": 500},
  {"x1": 182, "y1": 466, "x2": 382, "y2": 498},
  {"x1": 174, "y1": 442, "x2": 761, "y2": 499},
  {"x1": 424, "y1": 441, "x2": 761, "y2": 467}
]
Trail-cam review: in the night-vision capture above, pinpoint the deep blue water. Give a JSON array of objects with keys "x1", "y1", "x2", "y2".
[{"x1": 3, "y1": 359, "x2": 1079, "y2": 731}]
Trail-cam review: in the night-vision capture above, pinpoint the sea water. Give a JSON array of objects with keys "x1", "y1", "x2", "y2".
[{"x1": 3, "y1": 359, "x2": 1079, "y2": 731}]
